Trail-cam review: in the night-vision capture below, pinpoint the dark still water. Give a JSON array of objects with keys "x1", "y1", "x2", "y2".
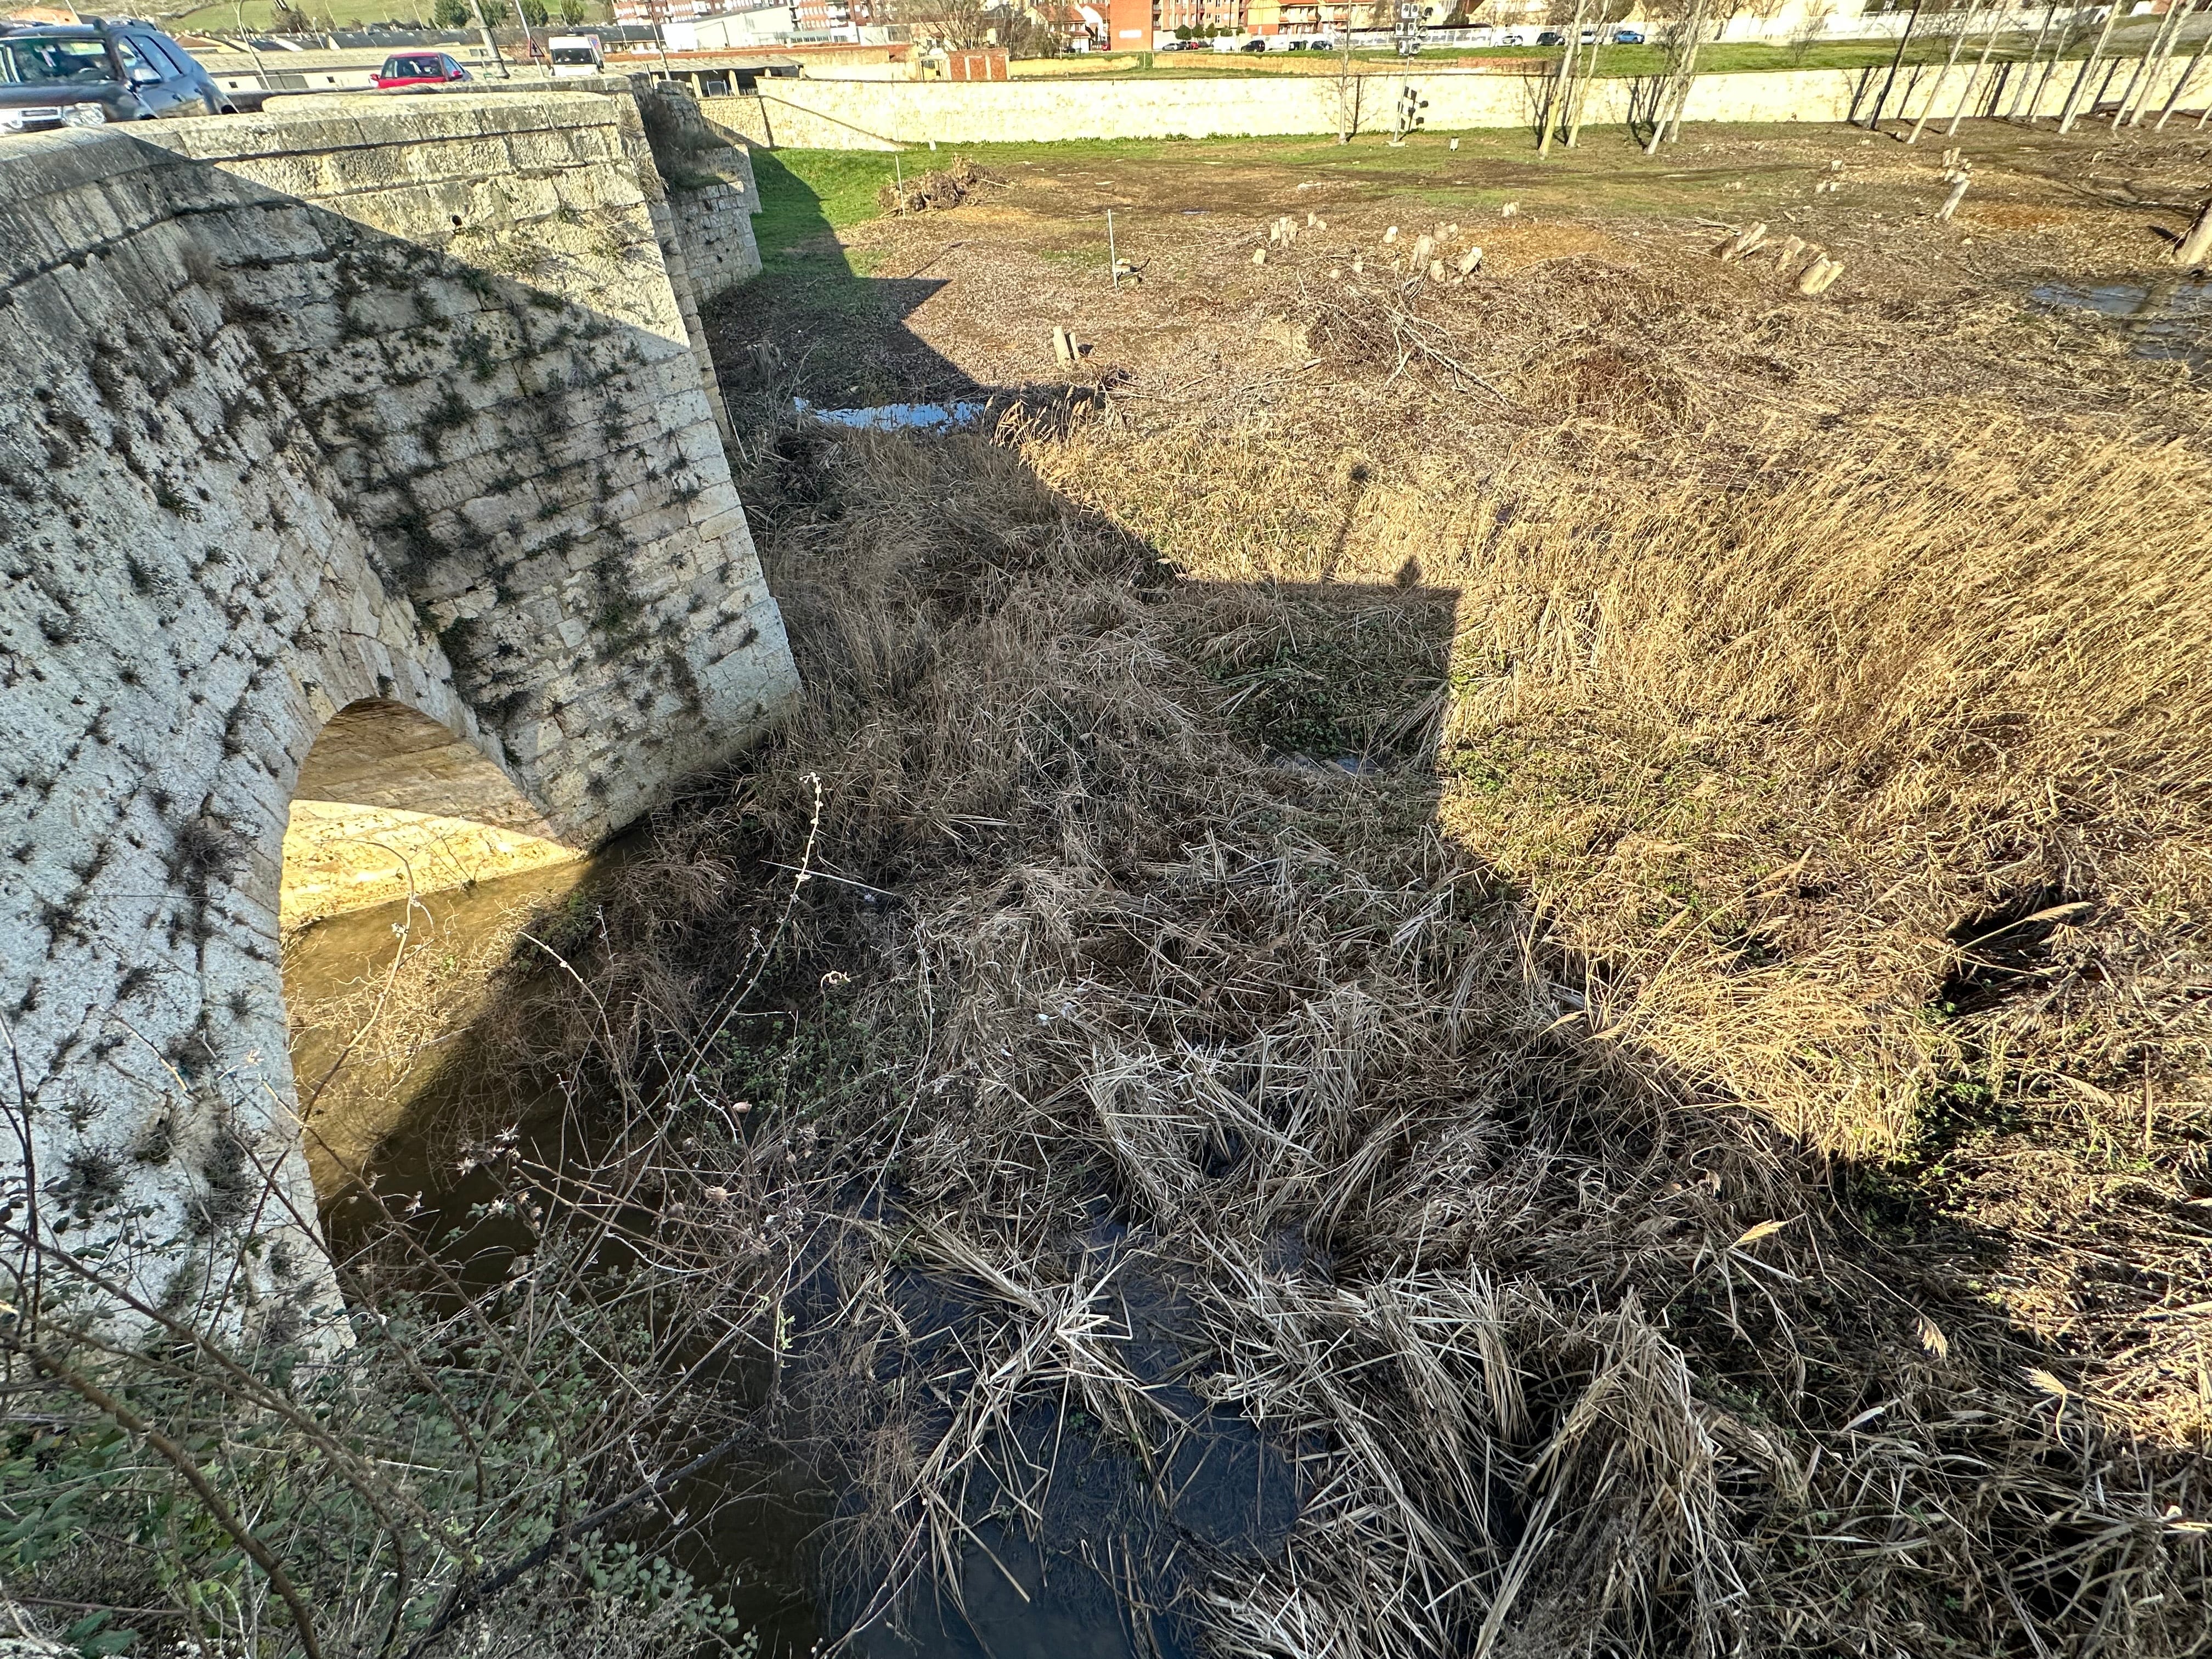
[
  {"x1": 283, "y1": 863, "x2": 1295, "y2": 1659},
  {"x1": 2029, "y1": 278, "x2": 2212, "y2": 365}
]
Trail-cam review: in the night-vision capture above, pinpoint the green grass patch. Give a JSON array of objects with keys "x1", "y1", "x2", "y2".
[{"x1": 752, "y1": 148, "x2": 904, "y2": 256}]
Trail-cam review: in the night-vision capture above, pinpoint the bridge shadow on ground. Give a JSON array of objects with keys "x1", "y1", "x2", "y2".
[
  {"x1": 308, "y1": 371, "x2": 2209, "y2": 1659},
  {"x1": 285, "y1": 119, "x2": 2209, "y2": 1659},
  {"x1": 710, "y1": 150, "x2": 987, "y2": 413}
]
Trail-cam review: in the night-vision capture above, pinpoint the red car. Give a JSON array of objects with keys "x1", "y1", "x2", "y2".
[{"x1": 374, "y1": 52, "x2": 470, "y2": 89}]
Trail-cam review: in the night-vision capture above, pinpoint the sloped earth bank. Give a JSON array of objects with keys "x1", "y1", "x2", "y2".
[{"x1": 346, "y1": 122, "x2": 2212, "y2": 1656}]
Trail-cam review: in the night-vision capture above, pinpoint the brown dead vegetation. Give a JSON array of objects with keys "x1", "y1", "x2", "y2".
[
  {"x1": 391, "y1": 126, "x2": 2212, "y2": 1658},
  {"x1": 878, "y1": 158, "x2": 1000, "y2": 216}
]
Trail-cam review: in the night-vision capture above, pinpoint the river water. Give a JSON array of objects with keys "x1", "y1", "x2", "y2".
[
  {"x1": 283, "y1": 861, "x2": 1288, "y2": 1658},
  {"x1": 2029, "y1": 278, "x2": 2212, "y2": 365}
]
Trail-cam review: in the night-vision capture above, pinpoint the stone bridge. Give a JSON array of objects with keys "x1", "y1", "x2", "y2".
[{"x1": 0, "y1": 85, "x2": 795, "y2": 1330}]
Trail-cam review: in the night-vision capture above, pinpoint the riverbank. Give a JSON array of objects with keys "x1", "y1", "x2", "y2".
[
  {"x1": 12, "y1": 114, "x2": 2208, "y2": 1659},
  {"x1": 564, "y1": 118, "x2": 2212, "y2": 1652},
  {"x1": 707, "y1": 53, "x2": 2204, "y2": 147}
]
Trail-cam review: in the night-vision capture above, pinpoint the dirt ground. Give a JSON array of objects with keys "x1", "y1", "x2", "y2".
[{"x1": 715, "y1": 120, "x2": 2212, "y2": 427}]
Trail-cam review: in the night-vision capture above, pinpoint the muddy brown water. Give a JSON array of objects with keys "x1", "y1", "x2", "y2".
[
  {"x1": 286, "y1": 856, "x2": 830, "y2": 1651},
  {"x1": 285, "y1": 861, "x2": 1296, "y2": 1658}
]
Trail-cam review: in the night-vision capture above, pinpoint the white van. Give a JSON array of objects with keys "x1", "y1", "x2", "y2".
[{"x1": 548, "y1": 33, "x2": 603, "y2": 75}]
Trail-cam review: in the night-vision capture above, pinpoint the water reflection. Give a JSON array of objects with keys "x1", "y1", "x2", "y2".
[
  {"x1": 2029, "y1": 278, "x2": 2212, "y2": 364},
  {"x1": 283, "y1": 853, "x2": 834, "y2": 1656},
  {"x1": 281, "y1": 864, "x2": 1296, "y2": 1659},
  {"x1": 284, "y1": 855, "x2": 601, "y2": 1209},
  {"x1": 794, "y1": 397, "x2": 990, "y2": 432}
]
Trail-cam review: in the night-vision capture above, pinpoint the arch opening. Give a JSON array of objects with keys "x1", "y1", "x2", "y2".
[
  {"x1": 280, "y1": 699, "x2": 596, "y2": 1209},
  {"x1": 281, "y1": 698, "x2": 583, "y2": 932}
]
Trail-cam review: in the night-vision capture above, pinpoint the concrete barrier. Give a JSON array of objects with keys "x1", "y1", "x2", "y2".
[{"x1": 705, "y1": 57, "x2": 2197, "y2": 149}]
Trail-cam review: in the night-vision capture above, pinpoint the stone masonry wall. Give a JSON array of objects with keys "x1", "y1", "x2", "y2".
[
  {"x1": 706, "y1": 57, "x2": 2197, "y2": 148},
  {"x1": 633, "y1": 78, "x2": 764, "y2": 304},
  {"x1": 0, "y1": 91, "x2": 796, "y2": 1332},
  {"x1": 675, "y1": 183, "x2": 763, "y2": 303}
]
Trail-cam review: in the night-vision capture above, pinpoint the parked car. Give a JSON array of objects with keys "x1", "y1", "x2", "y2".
[
  {"x1": 0, "y1": 18, "x2": 230, "y2": 133},
  {"x1": 1610, "y1": 26, "x2": 1644, "y2": 42},
  {"x1": 1158, "y1": 36, "x2": 1204, "y2": 48},
  {"x1": 1239, "y1": 36, "x2": 1268, "y2": 51},
  {"x1": 374, "y1": 52, "x2": 470, "y2": 88},
  {"x1": 1498, "y1": 30, "x2": 1526, "y2": 44},
  {"x1": 1536, "y1": 29, "x2": 1565, "y2": 44},
  {"x1": 546, "y1": 32, "x2": 602, "y2": 76}
]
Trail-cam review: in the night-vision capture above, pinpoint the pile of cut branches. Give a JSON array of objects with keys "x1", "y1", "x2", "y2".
[{"x1": 878, "y1": 157, "x2": 998, "y2": 215}]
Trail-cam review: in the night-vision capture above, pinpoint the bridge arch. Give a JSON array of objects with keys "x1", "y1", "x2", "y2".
[
  {"x1": 281, "y1": 698, "x2": 582, "y2": 930},
  {"x1": 2, "y1": 94, "x2": 800, "y2": 1335}
]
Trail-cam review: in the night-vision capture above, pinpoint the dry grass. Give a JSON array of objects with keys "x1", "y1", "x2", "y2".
[
  {"x1": 477, "y1": 377, "x2": 2212, "y2": 1656},
  {"x1": 301, "y1": 147, "x2": 2212, "y2": 1657},
  {"x1": 878, "y1": 159, "x2": 1002, "y2": 217}
]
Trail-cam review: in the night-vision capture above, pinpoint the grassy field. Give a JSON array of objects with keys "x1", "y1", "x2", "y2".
[
  {"x1": 1012, "y1": 30, "x2": 2181, "y2": 76},
  {"x1": 1088, "y1": 40, "x2": 1990, "y2": 75}
]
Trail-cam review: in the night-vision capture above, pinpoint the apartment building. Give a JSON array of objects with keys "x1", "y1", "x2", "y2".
[
  {"x1": 626, "y1": 0, "x2": 840, "y2": 35},
  {"x1": 1109, "y1": 0, "x2": 1364, "y2": 40},
  {"x1": 613, "y1": 0, "x2": 717, "y2": 24}
]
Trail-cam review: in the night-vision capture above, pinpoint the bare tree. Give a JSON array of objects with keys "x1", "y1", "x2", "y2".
[
  {"x1": 1335, "y1": 27, "x2": 1364, "y2": 141},
  {"x1": 2002, "y1": 1, "x2": 2057, "y2": 115},
  {"x1": 1539, "y1": 0, "x2": 1590, "y2": 154},
  {"x1": 2119, "y1": 0, "x2": 2195, "y2": 122},
  {"x1": 1865, "y1": 0, "x2": 1928, "y2": 130},
  {"x1": 1788, "y1": 0, "x2": 1837, "y2": 61},
  {"x1": 1908, "y1": 0, "x2": 1986, "y2": 140},
  {"x1": 1644, "y1": 0, "x2": 1715, "y2": 151},
  {"x1": 2057, "y1": 0, "x2": 2127, "y2": 129},
  {"x1": 1567, "y1": 1, "x2": 1627, "y2": 142},
  {"x1": 1944, "y1": 0, "x2": 2010, "y2": 134},
  {"x1": 884, "y1": 0, "x2": 996, "y2": 49},
  {"x1": 2155, "y1": 7, "x2": 2212, "y2": 122},
  {"x1": 2019, "y1": 2, "x2": 2089, "y2": 118},
  {"x1": 1733, "y1": 0, "x2": 1792, "y2": 40}
]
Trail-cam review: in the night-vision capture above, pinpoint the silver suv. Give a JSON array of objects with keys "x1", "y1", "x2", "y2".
[{"x1": 0, "y1": 18, "x2": 232, "y2": 135}]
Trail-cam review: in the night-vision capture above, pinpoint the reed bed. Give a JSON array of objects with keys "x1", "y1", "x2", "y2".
[{"x1": 483, "y1": 292, "x2": 2212, "y2": 1651}]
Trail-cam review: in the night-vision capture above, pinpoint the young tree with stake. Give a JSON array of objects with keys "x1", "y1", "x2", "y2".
[
  {"x1": 1908, "y1": 0, "x2": 1988, "y2": 142},
  {"x1": 1945, "y1": 0, "x2": 2010, "y2": 136},
  {"x1": 2058, "y1": 0, "x2": 2128, "y2": 131},
  {"x1": 1539, "y1": 0, "x2": 1590, "y2": 156}
]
